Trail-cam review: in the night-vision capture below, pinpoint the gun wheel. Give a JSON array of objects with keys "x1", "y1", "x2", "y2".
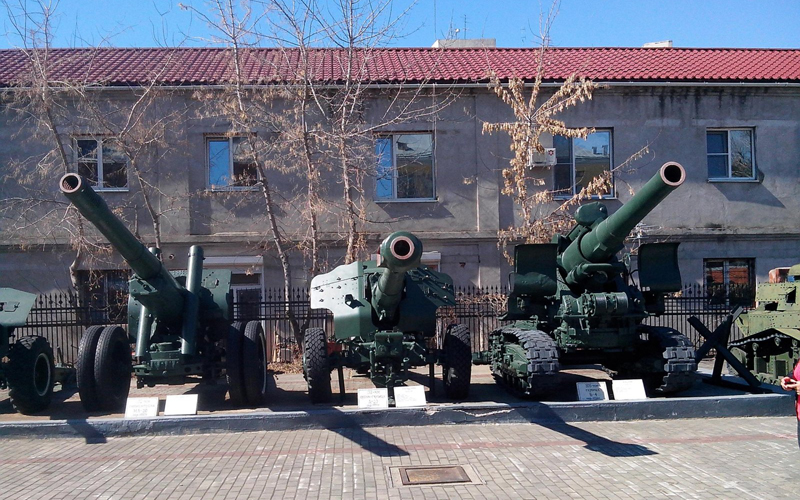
[
  {"x1": 442, "y1": 324, "x2": 472, "y2": 400},
  {"x1": 93, "y1": 326, "x2": 132, "y2": 411},
  {"x1": 242, "y1": 321, "x2": 268, "y2": 406},
  {"x1": 226, "y1": 321, "x2": 247, "y2": 406},
  {"x1": 76, "y1": 325, "x2": 105, "y2": 411},
  {"x1": 303, "y1": 327, "x2": 332, "y2": 404},
  {"x1": 7, "y1": 336, "x2": 55, "y2": 414}
]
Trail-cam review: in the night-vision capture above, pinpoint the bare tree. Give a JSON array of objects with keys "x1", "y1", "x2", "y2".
[{"x1": 481, "y1": 3, "x2": 648, "y2": 255}]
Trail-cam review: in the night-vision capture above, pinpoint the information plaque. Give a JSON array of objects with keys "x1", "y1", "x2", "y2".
[
  {"x1": 164, "y1": 394, "x2": 199, "y2": 416},
  {"x1": 576, "y1": 381, "x2": 610, "y2": 401},
  {"x1": 611, "y1": 379, "x2": 647, "y2": 400},
  {"x1": 394, "y1": 386, "x2": 427, "y2": 407},
  {"x1": 124, "y1": 397, "x2": 160, "y2": 419},
  {"x1": 357, "y1": 388, "x2": 389, "y2": 409}
]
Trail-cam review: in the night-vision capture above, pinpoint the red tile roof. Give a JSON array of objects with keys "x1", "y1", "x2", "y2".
[{"x1": 1, "y1": 47, "x2": 799, "y2": 86}]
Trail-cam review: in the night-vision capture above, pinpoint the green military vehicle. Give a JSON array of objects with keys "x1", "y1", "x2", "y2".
[
  {"x1": 61, "y1": 173, "x2": 267, "y2": 411},
  {"x1": 303, "y1": 232, "x2": 472, "y2": 404},
  {"x1": 730, "y1": 264, "x2": 800, "y2": 385},
  {"x1": 0, "y1": 288, "x2": 55, "y2": 414},
  {"x1": 487, "y1": 162, "x2": 697, "y2": 396}
]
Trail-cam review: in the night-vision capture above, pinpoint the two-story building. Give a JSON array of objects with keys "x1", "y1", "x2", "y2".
[{"x1": 1, "y1": 46, "x2": 798, "y2": 307}]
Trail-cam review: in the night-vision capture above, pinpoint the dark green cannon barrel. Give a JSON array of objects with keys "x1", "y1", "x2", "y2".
[
  {"x1": 60, "y1": 173, "x2": 184, "y2": 323},
  {"x1": 560, "y1": 162, "x2": 685, "y2": 284},
  {"x1": 371, "y1": 231, "x2": 423, "y2": 322}
]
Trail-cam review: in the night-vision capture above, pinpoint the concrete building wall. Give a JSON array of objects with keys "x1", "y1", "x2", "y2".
[{"x1": 1, "y1": 84, "x2": 798, "y2": 294}]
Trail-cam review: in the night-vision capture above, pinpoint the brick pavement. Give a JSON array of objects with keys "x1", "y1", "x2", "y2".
[{"x1": 0, "y1": 416, "x2": 796, "y2": 499}]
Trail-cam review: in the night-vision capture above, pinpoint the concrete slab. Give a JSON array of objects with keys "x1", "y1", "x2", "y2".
[{"x1": 0, "y1": 362, "x2": 794, "y2": 439}]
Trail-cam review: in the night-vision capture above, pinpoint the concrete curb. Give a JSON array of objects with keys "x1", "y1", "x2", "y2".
[{"x1": 0, "y1": 390, "x2": 793, "y2": 440}]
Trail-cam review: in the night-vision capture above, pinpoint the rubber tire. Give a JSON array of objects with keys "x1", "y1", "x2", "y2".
[
  {"x1": 76, "y1": 325, "x2": 105, "y2": 411},
  {"x1": 442, "y1": 324, "x2": 472, "y2": 400},
  {"x1": 242, "y1": 321, "x2": 268, "y2": 406},
  {"x1": 226, "y1": 321, "x2": 246, "y2": 406},
  {"x1": 93, "y1": 326, "x2": 132, "y2": 412},
  {"x1": 7, "y1": 336, "x2": 55, "y2": 414},
  {"x1": 303, "y1": 327, "x2": 331, "y2": 404}
]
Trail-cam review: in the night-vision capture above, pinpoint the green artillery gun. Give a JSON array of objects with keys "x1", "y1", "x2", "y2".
[
  {"x1": 303, "y1": 232, "x2": 471, "y2": 403},
  {"x1": 61, "y1": 174, "x2": 267, "y2": 411},
  {"x1": 0, "y1": 288, "x2": 55, "y2": 413},
  {"x1": 729, "y1": 265, "x2": 800, "y2": 385},
  {"x1": 488, "y1": 162, "x2": 697, "y2": 396}
]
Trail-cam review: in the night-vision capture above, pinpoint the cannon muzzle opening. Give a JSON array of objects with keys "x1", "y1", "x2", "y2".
[
  {"x1": 60, "y1": 173, "x2": 83, "y2": 194},
  {"x1": 379, "y1": 232, "x2": 423, "y2": 272},
  {"x1": 659, "y1": 162, "x2": 685, "y2": 187}
]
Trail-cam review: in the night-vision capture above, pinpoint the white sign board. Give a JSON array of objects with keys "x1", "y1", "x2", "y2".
[
  {"x1": 357, "y1": 388, "x2": 389, "y2": 409},
  {"x1": 394, "y1": 386, "x2": 427, "y2": 408},
  {"x1": 124, "y1": 397, "x2": 160, "y2": 419},
  {"x1": 612, "y1": 379, "x2": 648, "y2": 400},
  {"x1": 164, "y1": 394, "x2": 199, "y2": 416},
  {"x1": 576, "y1": 381, "x2": 610, "y2": 402}
]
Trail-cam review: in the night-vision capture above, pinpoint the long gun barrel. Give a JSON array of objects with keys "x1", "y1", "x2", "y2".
[
  {"x1": 60, "y1": 173, "x2": 185, "y2": 323},
  {"x1": 371, "y1": 232, "x2": 423, "y2": 322},
  {"x1": 560, "y1": 162, "x2": 686, "y2": 285}
]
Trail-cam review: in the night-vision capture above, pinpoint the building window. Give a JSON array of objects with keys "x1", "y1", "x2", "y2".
[
  {"x1": 704, "y1": 258, "x2": 755, "y2": 307},
  {"x1": 78, "y1": 270, "x2": 129, "y2": 324},
  {"x1": 207, "y1": 136, "x2": 259, "y2": 189},
  {"x1": 375, "y1": 133, "x2": 435, "y2": 200},
  {"x1": 553, "y1": 130, "x2": 613, "y2": 197},
  {"x1": 74, "y1": 138, "x2": 128, "y2": 189},
  {"x1": 706, "y1": 129, "x2": 755, "y2": 180}
]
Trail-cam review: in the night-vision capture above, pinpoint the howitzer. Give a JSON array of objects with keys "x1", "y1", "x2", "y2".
[
  {"x1": 489, "y1": 162, "x2": 698, "y2": 396},
  {"x1": 303, "y1": 232, "x2": 472, "y2": 404},
  {"x1": 61, "y1": 174, "x2": 267, "y2": 411}
]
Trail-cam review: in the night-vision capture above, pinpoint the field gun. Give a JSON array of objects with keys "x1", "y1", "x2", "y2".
[
  {"x1": 304, "y1": 232, "x2": 472, "y2": 403},
  {"x1": 61, "y1": 173, "x2": 267, "y2": 411},
  {"x1": 489, "y1": 162, "x2": 697, "y2": 396}
]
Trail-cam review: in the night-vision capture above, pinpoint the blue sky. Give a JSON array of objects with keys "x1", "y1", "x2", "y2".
[{"x1": 2, "y1": 0, "x2": 799, "y2": 49}]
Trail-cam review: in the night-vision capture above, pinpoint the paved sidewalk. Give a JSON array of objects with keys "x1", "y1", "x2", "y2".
[{"x1": 0, "y1": 416, "x2": 796, "y2": 499}]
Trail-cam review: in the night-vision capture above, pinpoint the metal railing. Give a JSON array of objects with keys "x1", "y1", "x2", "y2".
[{"x1": 17, "y1": 283, "x2": 754, "y2": 365}]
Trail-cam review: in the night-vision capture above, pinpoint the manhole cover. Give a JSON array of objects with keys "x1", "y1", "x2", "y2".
[{"x1": 398, "y1": 466, "x2": 471, "y2": 486}]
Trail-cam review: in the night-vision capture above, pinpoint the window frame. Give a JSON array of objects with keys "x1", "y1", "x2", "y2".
[
  {"x1": 552, "y1": 129, "x2": 615, "y2": 200},
  {"x1": 206, "y1": 134, "x2": 260, "y2": 191},
  {"x1": 703, "y1": 258, "x2": 756, "y2": 308},
  {"x1": 706, "y1": 128, "x2": 757, "y2": 182},
  {"x1": 72, "y1": 136, "x2": 129, "y2": 191},
  {"x1": 374, "y1": 132, "x2": 437, "y2": 202}
]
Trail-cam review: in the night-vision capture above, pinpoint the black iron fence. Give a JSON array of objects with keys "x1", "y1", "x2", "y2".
[{"x1": 17, "y1": 283, "x2": 754, "y2": 366}]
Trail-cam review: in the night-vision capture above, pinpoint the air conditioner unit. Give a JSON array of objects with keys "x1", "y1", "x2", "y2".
[{"x1": 529, "y1": 148, "x2": 556, "y2": 167}]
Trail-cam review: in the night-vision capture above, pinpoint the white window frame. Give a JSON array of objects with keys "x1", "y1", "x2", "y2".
[
  {"x1": 706, "y1": 128, "x2": 757, "y2": 182},
  {"x1": 553, "y1": 129, "x2": 615, "y2": 200},
  {"x1": 73, "y1": 137, "x2": 128, "y2": 191},
  {"x1": 375, "y1": 133, "x2": 436, "y2": 202},
  {"x1": 206, "y1": 135, "x2": 260, "y2": 191}
]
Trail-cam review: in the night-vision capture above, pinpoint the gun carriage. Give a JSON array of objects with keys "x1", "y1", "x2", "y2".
[
  {"x1": 61, "y1": 173, "x2": 267, "y2": 411},
  {"x1": 304, "y1": 232, "x2": 472, "y2": 403},
  {"x1": 488, "y1": 162, "x2": 697, "y2": 396}
]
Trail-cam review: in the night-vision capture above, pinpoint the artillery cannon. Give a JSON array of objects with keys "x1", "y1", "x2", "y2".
[
  {"x1": 0, "y1": 288, "x2": 55, "y2": 413},
  {"x1": 488, "y1": 162, "x2": 697, "y2": 396},
  {"x1": 61, "y1": 174, "x2": 267, "y2": 411},
  {"x1": 304, "y1": 232, "x2": 471, "y2": 403}
]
